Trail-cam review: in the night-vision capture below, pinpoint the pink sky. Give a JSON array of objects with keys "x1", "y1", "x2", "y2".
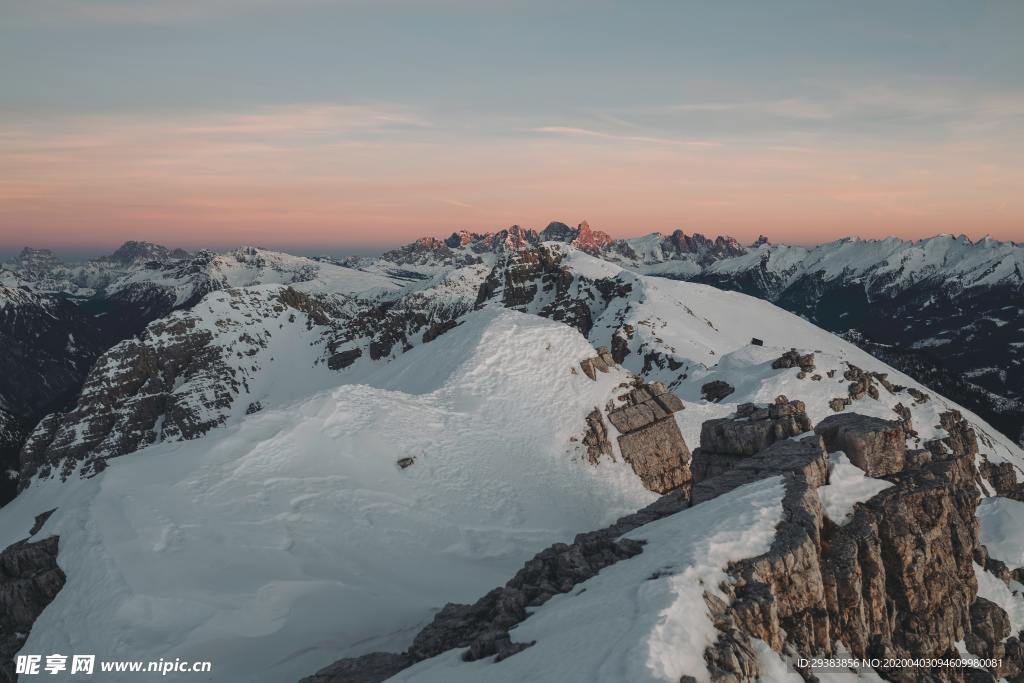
[{"x1": 2, "y1": 105, "x2": 1022, "y2": 251}]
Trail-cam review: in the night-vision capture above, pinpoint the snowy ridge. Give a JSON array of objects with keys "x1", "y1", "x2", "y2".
[
  {"x1": 1, "y1": 309, "x2": 655, "y2": 682},
  {"x1": 3, "y1": 240, "x2": 1024, "y2": 682}
]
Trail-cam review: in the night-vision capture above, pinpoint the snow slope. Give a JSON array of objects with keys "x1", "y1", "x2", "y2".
[
  {"x1": 551, "y1": 247, "x2": 1023, "y2": 466},
  {"x1": 4, "y1": 242, "x2": 1024, "y2": 683},
  {"x1": 392, "y1": 477, "x2": 785, "y2": 683},
  {"x1": 105, "y1": 247, "x2": 404, "y2": 308},
  {"x1": 0, "y1": 309, "x2": 655, "y2": 682}
]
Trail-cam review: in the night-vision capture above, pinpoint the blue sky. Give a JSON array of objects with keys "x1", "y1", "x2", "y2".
[{"x1": 1, "y1": 0, "x2": 1022, "y2": 250}]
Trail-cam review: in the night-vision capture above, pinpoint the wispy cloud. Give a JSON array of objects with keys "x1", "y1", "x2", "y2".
[
  {"x1": 530, "y1": 126, "x2": 722, "y2": 148},
  {"x1": 438, "y1": 198, "x2": 473, "y2": 208}
]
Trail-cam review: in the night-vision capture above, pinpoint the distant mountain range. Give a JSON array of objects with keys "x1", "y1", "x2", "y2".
[
  {"x1": 2, "y1": 223, "x2": 1021, "y2": 506},
  {"x1": 2, "y1": 228, "x2": 1024, "y2": 682}
]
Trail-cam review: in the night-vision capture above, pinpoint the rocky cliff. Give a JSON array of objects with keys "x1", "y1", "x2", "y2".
[
  {"x1": 0, "y1": 516, "x2": 64, "y2": 683},
  {"x1": 17, "y1": 286, "x2": 354, "y2": 488},
  {"x1": 300, "y1": 406, "x2": 1019, "y2": 682}
]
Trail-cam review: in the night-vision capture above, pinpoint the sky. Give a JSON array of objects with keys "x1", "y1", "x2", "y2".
[{"x1": 1, "y1": 0, "x2": 1022, "y2": 254}]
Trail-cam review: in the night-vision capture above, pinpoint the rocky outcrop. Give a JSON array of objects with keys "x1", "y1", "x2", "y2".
[
  {"x1": 1, "y1": 531, "x2": 65, "y2": 683},
  {"x1": 18, "y1": 287, "x2": 347, "y2": 488},
  {"x1": 475, "y1": 245, "x2": 633, "y2": 339},
  {"x1": 0, "y1": 408, "x2": 24, "y2": 507},
  {"x1": 925, "y1": 410, "x2": 979, "y2": 461},
  {"x1": 691, "y1": 397, "x2": 812, "y2": 482},
  {"x1": 578, "y1": 346, "x2": 616, "y2": 380},
  {"x1": 965, "y1": 597, "x2": 1011, "y2": 660},
  {"x1": 814, "y1": 413, "x2": 906, "y2": 477},
  {"x1": 300, "y1": 406, "x2": 999, "y2": 683},
  {"x1": 581, "y1": 409, "x2": 613, "y2": 464},
  {"x1": 606, "y1": 382, "x2": 690, "y2": 494},
  {"x1": 299, "y1": 491, "x2": 689, "y2": 683},
  {"x1": 703, "y1": 411, "x2": 986, "y2": 682},
  {"x1": 827, "y1": 364, "x2": 905, "y2": 413},
  {"x1": 772, "y1": 349, "x2": 816, "y2": 377},
  {"x1": 701, "y1": 380, "x2": 735, "y2": 402},
  {"x1": 979, "y1": 459, "x2": 1024, "y2": 502}
]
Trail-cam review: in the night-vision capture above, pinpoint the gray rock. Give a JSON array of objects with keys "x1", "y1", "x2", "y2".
[
  {"x1": 701, "y1": 380, "x2": 735, "y2": 403},
  {"x1": 298, "y1": 652, "x2": 411, "y2": 683},
  {"x1": 698, "y1": 398, "x2": 811, "y2": 460},
  {"x1": 814, "y1": 413, "x2": 906, "y2": 477},
  {"x1": 1, "y1": 533, "x2": 65, "y2": 683}
]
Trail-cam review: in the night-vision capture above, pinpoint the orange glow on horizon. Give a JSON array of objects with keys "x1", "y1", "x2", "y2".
[{"x1": 2, "y1": 106, "x2": 1022, "y2": 251}]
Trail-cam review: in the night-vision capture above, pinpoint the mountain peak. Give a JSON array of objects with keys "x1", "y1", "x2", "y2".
[
  {"x1": 103, "y1": 240, "x2": 188, "y2": 265},
  {"x1": 14, "y1": 247, "x2": 63, "y2": 272},
  {"x1": 570, "y1": 220, "x2": 614, "y2": 255}
]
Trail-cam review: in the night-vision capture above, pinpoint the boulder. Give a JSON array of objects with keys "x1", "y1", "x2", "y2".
[
  {"x1": 697, "y1": 398, "x2": 812, "y2": 462},
  {"x1": 814, "y1": 413, "x2": 905, "y2": 477},
  {"x1": 772, "y1": 349, "x2": 816, "y2": 373},
  {"x1": 701, "y1": 380, "x2": 735, "y2": 403},
  {"x1": 607, "y1": 382, "x2": 690, "y2": 494}
]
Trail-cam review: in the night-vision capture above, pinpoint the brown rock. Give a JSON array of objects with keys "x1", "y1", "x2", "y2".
[
  {"x1": 607, "y1": 382, "x2": 691, "y2": 494},
  {"x1": 772, "y1": 349, "x2": 816, "y2": 373},
  {"x1": 582, "y1": 409, "x2": 613, "y2": 464},
  {"x1": 618, "y1": 420, "x2": 692, "y2": 494},
  {"x1": 814, "y1": 413, "x2": 906, "y2": 477}
]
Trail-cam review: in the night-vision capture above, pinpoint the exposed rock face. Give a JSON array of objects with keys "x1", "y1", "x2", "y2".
[
  {"x1": 0, "y1": 288, "x2": 110, "y2": 417},
  {"x1": 846, "y1": 364, "x2": 881, "y2": 401},
  {"x1": 692, "y1": 434, "x2": 828, "y2": 505},
  {"x1": 474, "y1": 245, "x2": 624, "y2": 338},
  {"x1": 0, "y1": 409, "x2": 24, "y2": 507},
  {"x1": 704, "y1": 412, "x2": 985, "y2": 682},
  {"x1": 569, "y1": 221, "x2": 614, "y2": 255},
  {"x1": 701, "y1": 380, "x2": 735, "y2": 402},
  {"x1": 18, "y1": 287, "x2": 348, "y2": 488},
  {"x1": 979, "y1": 459, "x2": 1023, "y2": 499},
  {"x1": 581, "y1": 409, "x2": 613, "y2": 464},
  {"x1": 814, "y1": 413, "x2": 907, "y2": 477},
  {"x1": 691, "y1": 397, "x2": 812, "y2": 482},
  {"x1": 925, "y1": 410, "x2": 980, "y2": 461},
  {"x1": 299, "y1": 491, "x2": 689, "y2": 683},
  {"x1": 538, "y1": 221, "x2": 576, "y2": 243},
  {"x1": 300, "y1": 653, "x2": 411, "y2": 683},
  {"x1": 101, "y1": 240, "x2": 189, "y2": 266},
  {"x1": 1, "y1": 533, "x2": 65, "y2": 683},
  {"x1": 607, "y1": 382, "x2": 691, "y2": 494},
  {"x1": 578, "y1": 346, "x2": 616, "y2": 380},
  {"x1": 300, "y1": 407, "x2": 998, "y2": 683},
  {"x1": 965, "y1": 597, "x2": 1011, "y2": 659}
]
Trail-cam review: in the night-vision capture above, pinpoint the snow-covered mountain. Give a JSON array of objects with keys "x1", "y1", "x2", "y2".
[
  {"x1": 342, "y1": 225, "x2": 1024, "y2": 446},
  {"x1": 607, "y1": 231, "x2": 1024, "y2": 444},
  {"x1": 3, "y1": 238, "x2": 1024, "y2": 683},
  {"x1": 0, "y1": 242, "x2": 411, "y2": 507}
]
